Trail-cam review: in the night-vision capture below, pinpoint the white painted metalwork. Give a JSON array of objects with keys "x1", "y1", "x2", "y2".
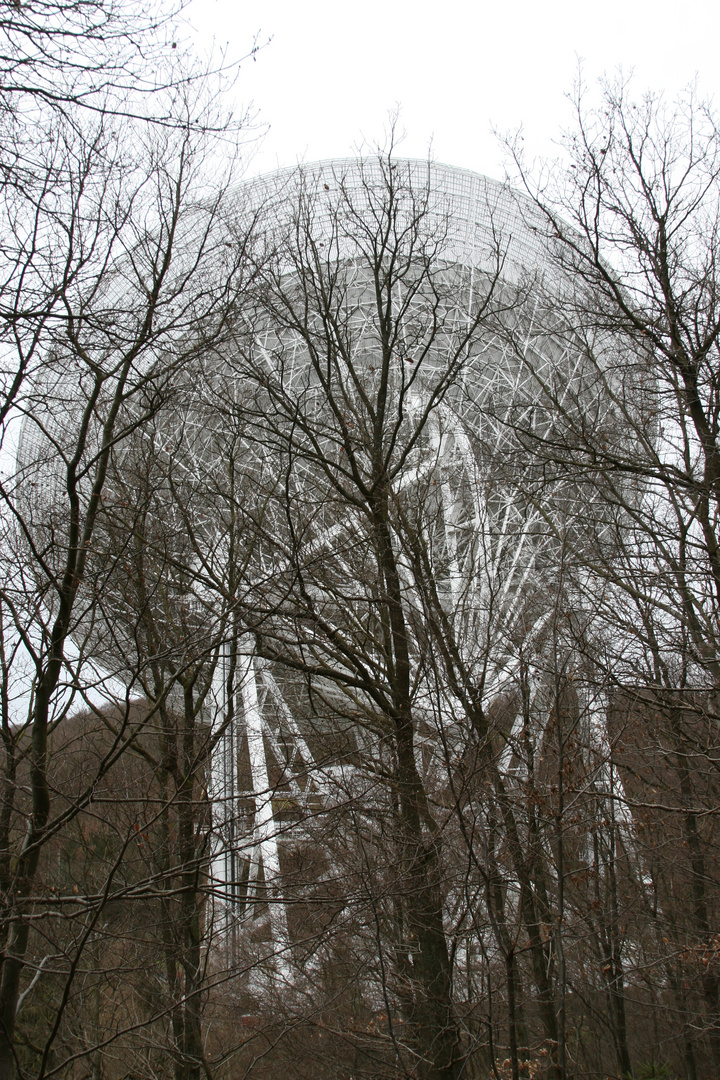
[
  {"x1": 15, "y1": 158, "x2": 612, "y2": 975},
  {"x1": 206, "y1": 159, "x2": 607, "y2": 967}
]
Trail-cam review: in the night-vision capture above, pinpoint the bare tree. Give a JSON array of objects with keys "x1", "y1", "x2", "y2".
[
  {"x1": 11, "y1": 70, "x2": 720, "y2": 1080},
  {"x1": 0, "y1": 0, "x2": 251, "y2": 130},
  {"x1": 0, "y1": 11, "x2": 255, "y2": 1064},
  {"x1": 206, "y1": 152, "x2": 563, "y2": 1080},
  {"x1": 507, "y1": 76, "x2": 720, "y2": 694},
  {"x1": 502, "y1": 75, "x2": 720, "y2": 1079}
]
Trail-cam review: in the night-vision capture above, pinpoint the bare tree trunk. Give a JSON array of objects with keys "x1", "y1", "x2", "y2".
[{"x1": 373, "y1": 497, "x2": 459, "y2": 1080}]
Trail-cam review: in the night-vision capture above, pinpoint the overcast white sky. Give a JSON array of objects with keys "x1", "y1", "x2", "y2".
[{"x1": 189, "y1": 0, "x2": 720, "y2": 182}]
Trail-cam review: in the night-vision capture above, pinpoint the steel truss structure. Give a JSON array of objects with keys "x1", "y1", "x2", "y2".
[
  {"x1": 12, "y1": 157, "x2": 616, "y2": 986},
  {"x1": 204, "y1": 159, "x2": 610, "y2": 971}
]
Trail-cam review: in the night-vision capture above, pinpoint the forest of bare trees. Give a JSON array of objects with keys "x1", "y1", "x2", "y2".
[{"x1": 2, "y1": 5, "x2": 720, "y2": 1079}]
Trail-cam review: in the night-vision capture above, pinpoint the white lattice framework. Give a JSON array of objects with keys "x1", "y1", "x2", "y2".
[
  {"x1": 204, "y1": 159, "x2": 611, "y2": 965},
  {"x1": 12, "y1": 158, "x2": 614, "y2": 972}
]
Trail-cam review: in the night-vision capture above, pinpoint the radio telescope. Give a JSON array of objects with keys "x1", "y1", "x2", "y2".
[
  {"x1": 199, "y1": 158, "x2": 603, "y2": 967},
  {"x1": 14, "y1": 157, "x2": 607, "y2": 980}
]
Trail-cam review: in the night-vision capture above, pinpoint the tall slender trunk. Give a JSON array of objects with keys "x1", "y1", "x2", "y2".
[
  {"x1": 554, "y1": 694, "x2": 567, "y2": 1080},
  {"x1": 174, "y1": 680, "x2": 205, "y2": 1080},
  {"x1": 491, "y1": 774, "x2": 560, "y2": 1074},
  {"x1": 373, "y1": 494, "x2": 459, "y2": 1080},
  {"x1": 0, "y1": 359, "x2": 138, "y2": 1078},
  {"x1": 485, "y1": 821, "x2": 526, "y2": 1080},
  {"x1": 0, "y1": 668, "x2": 57, "y2": 1080},
  {"x1": 670, "y1": 709, "x2": 720, "y2": 1074},
  {"x1": 606, "y1": 793, "x2": 631, "y2": 1080}
]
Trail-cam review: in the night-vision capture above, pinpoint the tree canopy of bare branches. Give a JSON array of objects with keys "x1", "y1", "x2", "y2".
[{"x1": 6, "y1": 56, "x2": 720, "y2": 1080}]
